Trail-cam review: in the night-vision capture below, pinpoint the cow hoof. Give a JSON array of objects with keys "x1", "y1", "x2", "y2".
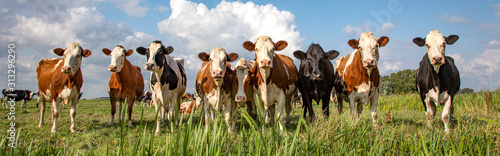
[
  {"x1": 128, "y1": 121, "x2": 133, "y2": 127},
  {"x1": 154, "y1": 131, "x2": 160, "y2": 136},
  {"x1": 51, "y1": 129, "x2": 57, "y2": 133}
]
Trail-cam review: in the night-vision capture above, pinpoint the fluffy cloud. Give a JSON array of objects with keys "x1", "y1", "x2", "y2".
[
  {"x1": 449, "y1": 48, "x2": 500, "y2": 90},
  {"x1": 111, "y1": 0, "x2": 148, "y2": 17},
  {"x1": 342, "y1": 21, "x2": 395, "y2": 37},
  {"x1": 440, "y1": 14, "x2": 469, "y2": 23}
]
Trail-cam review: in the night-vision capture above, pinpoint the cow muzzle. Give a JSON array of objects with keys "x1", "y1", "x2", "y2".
[
  {"x1": 235, "y1": 96, "x2": 246, "y2": 102},
  {"x1": 432, "y1": 57, "x2": 444, "y2": 65},
  {"x1": 145, "y1": 63, "x2": 155, "y2": 70},
  {"x1": 260, "y1": 59, "x2": 272, "y2": 68},
  {"x1": 311, "y1": 74, "x2": 322, "y2": 81},
  {"x1": 364, "y1": 59, "x2": 376, "y2": 68},
  {"x1": 109, "y1": 65, "x2": 118, "y2": 72},
  {"x1": 61, "y1": 66, "x2": 72, "y2": 74},
  {"x1": 212, "y1": 70, "x2": 224, "y2": 81}
]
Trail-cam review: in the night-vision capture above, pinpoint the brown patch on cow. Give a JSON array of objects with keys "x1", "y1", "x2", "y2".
[
  {"x1": 37, "y1": 58, "x2": 84, "y2": 101},
  {"x1": 196, "y1": 63, "x2": 236, "y2": 95},
  {"x1": 108, "y1": 59, "x2": 144, "y2": 101},
  {"x1": 335, "y1": 51, "x2": 380, "y2": 95},
  {"x1": 249, "y1": 54, "x2": 298, "y2": 93},
  {"x1": 179, "y1": 101, "x2": 198, "y2": 115}
]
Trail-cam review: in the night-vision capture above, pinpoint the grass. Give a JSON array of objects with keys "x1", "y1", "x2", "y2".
[{"x1": 0, "y1": 90, "x2": 499, "y2": 155}]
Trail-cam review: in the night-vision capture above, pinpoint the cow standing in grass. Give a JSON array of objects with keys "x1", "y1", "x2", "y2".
[
  {"x1": 2, "y1": 89, "x2": 36, "y2": 108},
  {"x1": 137, "y1": 41, "x2": 186, "y2": 135},
  {"x1": 102, "y1": 46, "x2": 144, "y2": 126},
  {"x1": 334, "y1": 32, "x2": 389, "y2": 125},
  {"x1": 294, "y1": 43, "x2": 339, "y2": 121},
  {"x1": 233, "y1": 58, "x2": 258, "y2": 120},
  {"x1": 37, "y1": 43, "x2": 92, "y2": 133},
  {"x1": 413, "y1": 30, "x2": 460, "y2": 133}
]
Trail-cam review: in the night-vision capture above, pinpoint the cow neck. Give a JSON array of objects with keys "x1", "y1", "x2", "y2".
[
  {"x1": 353, "y1": 51, "x2": 376, "y2": 79},
  {"x1": 423, "y1": 54, "x2": 440, "y2": 87},
  {"x1": 109, "y1": 58, "x2": 132, "y2": 91},
  {"x1": 64, "y1": 69, "x2": 80, "y2": 89}
]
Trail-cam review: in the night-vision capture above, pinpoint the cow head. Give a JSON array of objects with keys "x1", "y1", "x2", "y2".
[
  {"x1": 294, "y1": 44, "x2": 339, "y2": 81},
  {"x1": 198, "y1": 47, "x2": 238, "y2": 86},
  {"x1": 102, "y1": 46, "x2": 133, "y2": 72},
  {"x1": 348, "y1": 32, "x2": 389, "y2": 69},
  {"x1": 136, "y1": 41, "x2": 174, "y2": 72},
  {"x1": 233, "y1": 58, "x2": 254, "y2": 102},
  {"x1": 53, "y1": 42, "x2": 92, "y2": 74},
  {"x1": 243, "y1": 36, "x2": 287, "y2": 79},
  {"x1": 413, "y1": 30, "x2": 459, "y2": 67}
]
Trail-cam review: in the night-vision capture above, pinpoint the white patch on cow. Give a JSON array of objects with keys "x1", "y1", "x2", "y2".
[
  {"x1": 205, "y1": 88, "x2": 231, "y2": 111},
  {"x1": 109, "y1": 46, "x2": 126, "y2": 72},
  {"x1": 62, "y1": 43, "x2": 84, "y2": 74},
  {"x1": 425, "y1": 86, "x2": 450, "y2": 106},
  {"x1": 356, "y1": 82, "x2": 371, "y2": 93},
  {"x1": 209, "y1": 47, "x2": 228, "y2": 85},
  {"x1": 358, "y1": 32, "x2": 380, "y2": 68},
  {"x1": 147, "y1": 42, "x2": 162, "y2": 71},
  {"x1": 58, "y1": 85, "x2": 78, "y2": 105},
  {"x1": 173, "y1": 58, "x2": 184, "y2": 67},
  {"x1": 52, "y1": 60, "x2": 63, "y2": 72},
  {"x1": 425, "y1": 30, "x2": 446, "y2": 72},
  {"x1": 342, "y1": 50, "x2": 357, "y2": 75}
]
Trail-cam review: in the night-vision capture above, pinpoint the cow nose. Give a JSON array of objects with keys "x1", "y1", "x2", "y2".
[
  {"x1": 236, "y1": 96, "x2": 246, "y2": 102},
  {"x1": 213, "y1": 70, "x2": 223, "y2": 78},
  {"x1": 312, "y1": 73, "x2": 322, "y2": 80},
  {"x1": 260, "y1": 59, "x2": 271, "y2": 67},
  {"x1": 61, "y1": 66, "x2": 71, "y2": 73},
  {"x1": 433, "y1": 57, "x2": 443, "y2": 63},
  {"x1": 109, "y1": 65, "x2": 117, "y2": 71},
  {"x1": 364, "y1": 59, "x2": 374, "y2": 65},
  {"x1": 145, "y1": 63, "x2": 154, "y2": 70}
]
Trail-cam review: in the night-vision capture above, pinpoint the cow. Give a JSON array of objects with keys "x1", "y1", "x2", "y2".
[
  {"x1": 196, "y1": 47, "x2": 239, "y2": 133},
  {"x1": 102, "y1": 46, "x2": 145, "y2": 126},
  {"x1": 181, "y1": 93, "x2": 192, "y2": 101},
  {"x1": 233, "y1": 58, "x2": 258, "y2": 120},
  {"x1": 242, "y1": 36, "x2": 298, "y2": 131},
  {"x1": 137, "y1": 41, "x2": 186, "y2": 135},
  {"x1": 293, "y1": 43, "x2": 339, "y2": 121},
  {"x1": 334, "y1": 32, "x2": 389, "y2": 125},
  {"x1": 2, "y1": 89, "x2": 36, "y2": 108},
  {"x1": 37, "y1": 42, "x2": 92, "y2": 133},
  {"x1": 413, "y1": 30, "x2": 460, "y2": 133},
  {"x1": 136, "y1": 91, "x2": 152, "y2": 108},
  {"x1": 179, "y1": 100, "x2": 200, "y2": 115}
]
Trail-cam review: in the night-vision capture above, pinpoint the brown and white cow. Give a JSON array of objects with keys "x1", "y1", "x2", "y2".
[
  {"x1": 37, "y1": 43, "x2": 92, "y2": 133},
  {"x1": 233, "y1": 58, "x2": 258, "y2": 119},
  {"x1": 334, "y1": 32, "x2": 389, "y2": 124},
  {"x1": 242, "y1": 36, "x2": 298, "y2": 131},
  {"x1": 137, "y1": 41, "x2": 186, "y2": 135},
  {"x1": 196, "y1": 47, "x2": 239, "y2": 133},
  {"x1": 102, "y1": 46, "x2": 144, "y2": 126}
]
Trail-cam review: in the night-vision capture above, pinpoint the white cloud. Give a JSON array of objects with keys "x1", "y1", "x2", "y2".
[
  {"x1": 111, "y1": 0, "x2": 148, "y2": 17},
  {"x1": 441, "y1": 14, "x2": 469, "y2": 23},
  {"x1": 342, "y1": 21, "x2": 395, "y2": 37},
  {"x1": 154, "y1": 5, "x2": 169, "y2": 12},
  {"x1": 379, "y1": 23, "x2": 395, "y2": 35},
  {"x1": 449, "y1": 48, "x2": 500, "y2": 90},
  {"x1": 494, "y1": 3, "x2": 500, "y2": 17}
]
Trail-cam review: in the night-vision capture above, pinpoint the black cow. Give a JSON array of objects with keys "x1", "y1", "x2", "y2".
[
  {"x1": 2, "y1": 89, "x2": 36, "y2": 108},
  {"x1": 293, "y1": 43, "x2": 339, "y2": 121},
  {"x1": 136, "y1": 91, "x2": 152, "y2": 108},
  {"x1": 413, "y1": 30, "x2": 460, "y2": 133}
]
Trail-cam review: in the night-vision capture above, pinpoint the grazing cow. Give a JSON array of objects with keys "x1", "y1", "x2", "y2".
[
  {"x1": 137, "y1": 41, "x2": 186, "y2": 135},
  {"x1": 334, "y1": 32, "x2": 389, "y2": 124},
  {"x1": 182, "y1": 93, "x2": 192, "y2": 101},
  {"x1": 196, "y1": 47, "x2": 239, "y2": 133},
  {"x1": 294, "y1": 44, "x2": 339, "y2": 121},
  {"x1": 102, "y1": 46, "x2": 145, "y2": 126},
  {"x1": 179, "y1": 100, "x2": 200, "y2": 115},
  {"x1": 37, "y1": 42, "x2": 92, "y2": 133},
  {"x1": 242, "y1": 36, "x2": 298, "y2": 131},
  {"x1": 233, "y1": 58, "x2": 258, "y2": 119},
  {"x1": 413, "y1": 30, "x2": 460, "y2": 132},
  {"x1": 136, "y1": 91, "x2": 152, "y2": 108},
  {"x1": 2, "y1": 89, "x2": 36, "y2": 108}
]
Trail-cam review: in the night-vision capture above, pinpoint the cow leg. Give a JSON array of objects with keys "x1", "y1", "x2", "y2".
[
  {"x1": 127, "y1": 97, "x2": 135, "y2": 127},
  {"x1": 153, "y1": 99, "x2": 162, "y2": 136},
  {"x1": 22, "y1": 100, "x2": 26, "y2": 108},
  {"x1": 370, "y1": 92, "x2": 379, "y2": 125},
  {"x1": 204, "y1": 97, "x2": 211, "y2": 132},
  {"x1": 170, "y1": 98, "x2": 180, "y2": 133},
  {"x1": 51, "y1": 100, "x2": 60, "y2": 133},
  {"x1": 284, "y1": 96, "x2": 292, "y2": 125},
  {"x1": 425, "y1": 98, "x2": 436, "y2": 128},
  {"x1": 356, "y1": 102, "x2": 363, "y2": 117},
  {"x1": 225, "y1": 99, "x2": 234, "y2": 134},
  {"x1": 2, "y1": 97, "x2": 6, "y2": 108},
  {"x1": 276, "y1": 99, "x2": 286, "y2": 131},
  {"x1": 231, "y1": 101, "x2": 238, "y2": 133},
  {"x1": 38, "y1": 97, "x2": 46, "y2": 127},
  {"x1": 337, "y1": 96, "x2": 343, "y2": 116},
  {"x1": 117, "y1": 101, "x2": 123, "y2": 124},
  {"x1": 348, "y1": 94, "x2": 357, "y2": 117},
  {"x1": 322, "y1": 95, "x2": 330, "y2": 118},
  {"x1": 442, "y1": 97, "x2": 453, "y2": 133},
  {"x1": 302, "y1": 95, "x2": 314, "y2": 122},
  {"x1": 110, "y1": 97, "x2": 116, "y2": 125},
  {"x1": 70, "y1": 96, "x2": 78, "y2": 133}
]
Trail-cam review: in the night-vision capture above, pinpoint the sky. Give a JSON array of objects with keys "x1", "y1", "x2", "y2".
[{"x1": 1, "y1": 0, "x2": 499, "y2": 99}]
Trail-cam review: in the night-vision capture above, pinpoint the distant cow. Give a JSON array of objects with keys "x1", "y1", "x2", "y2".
[
  {"x1": 233, "y1": 58, "x2": 258, "y2": 119},
  {"x1": 294, "y1": 43, "x2": 339, "y2": 121},
  {"x1": 334, "y1": 32, "x2": 389, "y2": 124},
  {"x1": 413, "y1": 30, "x2": 460, "y2": 132},
  {"x1": 102, "y1": 46, "x2": 144, "y2": 126},
  {"x1": 196, "y1": 47, "x2": 239, "y2": 133},
  {"x1": 37, "y1": 42, "x2": 92, "y2": 133},
  {"x1": 242, "y1": 36, "x2": 298, "y2": 131},
  {"x1": 137, "y1": 41, "x2": 186, "y2": 135},
  {"x1": 2, "y1": 89, "x2": 36, "y2": 108},
  {"x1": 136, "y1": 91, "x2": 152, "y2": 108}
]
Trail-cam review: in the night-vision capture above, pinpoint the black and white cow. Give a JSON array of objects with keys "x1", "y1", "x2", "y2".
[
  {"x1": 2, "y1": 89, "x2": 36, "y2": 108},
  {"x1": 136, "y1": 91, "x2": 152, "y2": 108},
  {"x1": 137, "y1": 41, "x2": 187, "y2": 135},
  {"x1": 293, "y1": 43, "x2": 339, "y2": 121},
  {"x1": 413, "y1": 30, "x2": 460, "y2": 133}
]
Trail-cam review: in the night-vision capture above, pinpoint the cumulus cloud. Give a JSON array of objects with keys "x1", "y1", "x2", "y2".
[
  {"x1": 494, "y1": 3, "x2": 500, "y2": 17},
  {"x1": 342, "y1": 21, "x2": 395, "y2": 37},
  {"x1": 379, "y1": 23, "x2": 395, "y2": 35},
  {"x1": 449, "y1": 48, "x2": 500, "y2": 90},
  {"x1": 111, "y1": 0, "x2": 148, "y2": 17},
  {"x1": 440, "y1": 14, "x2": 469, "y2": 23}
]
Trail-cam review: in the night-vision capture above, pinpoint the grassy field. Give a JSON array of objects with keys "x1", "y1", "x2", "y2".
[{"x1": 1, "y1": 90, "x2": 499, "y2": 155}]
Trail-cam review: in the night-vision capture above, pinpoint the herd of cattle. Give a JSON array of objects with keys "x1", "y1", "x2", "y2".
[{"x1": 2, "y1": 30, "x2": 461, "y2": 134}]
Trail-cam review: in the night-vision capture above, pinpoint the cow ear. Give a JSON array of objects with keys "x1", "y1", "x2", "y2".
[
  {"x1": 165, "y1": 46, "x2": 174, "y2": 55},
  {"x1": 198, "y1": 52, "x2": 209, "y2": 61},
  {"x1": 445, "y1": 35, "x2": 459, "y2": 45},
  {"x1": 274, "y1": 41, "x2": 288, "y2": 51},
  {"x1": 227, "y1": 53, "x2": 239, "y2": 62},
  {"x1": 347, "y1": 39, "x2": 358, "y2": 49},
  {"x1": 293, "y1": 50, "x2": 306, "y2": 60},
  {"x1": 413, "y1": 37, "x2": 426, "y2": 47},
  {"x1": 136, "y1": 47, "x2": 147, "y2": 55},
  {"x1": 102, "y1": 48, "x2": 112, "y2": 56},
  {"x1": 378, "y1": 36, "x2": 389, "y2": 47},
  {"x1": 326, "y1": 50, "x2": 340, "y2": 60},
  {"x1": 82, "y1": 49, "x2": 92, "y2": 57},
  {"x1": 53, "y1": 48, "x2": 65, "y2": 56},
  {"x1": 243, "y1": 41, "x2": 255, "y2": 52},
  {"x1": 125, "y1": 49, "x2": 133, "y2": 56}
]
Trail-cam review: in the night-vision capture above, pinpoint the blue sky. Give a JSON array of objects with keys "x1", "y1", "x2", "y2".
[{"x1": 1, "y1": 0, "x2": 499, "y2": 98}]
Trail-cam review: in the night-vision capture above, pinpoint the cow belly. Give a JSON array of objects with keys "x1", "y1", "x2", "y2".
[
  {"x1": 206, "y1": 88, "x2": 231, "y2": 111},
  {"x1": 58, "y1": 86, "x2": 78, "y2": 104},
  {"x1": 257, "y1": 83, "x2": 284, "y2": 106},
  {"x1": 425, "y1": 88, "x2": 450, "y2": 106}
]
